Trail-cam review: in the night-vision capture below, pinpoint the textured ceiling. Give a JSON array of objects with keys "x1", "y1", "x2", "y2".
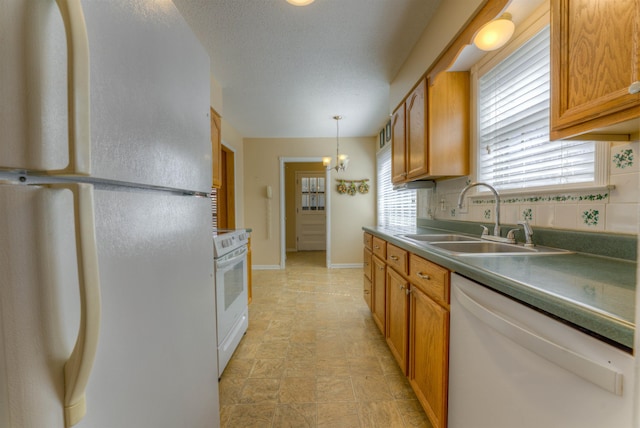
[{"x1": 173, "y1": 0, "x2": 442, "y2": 138}]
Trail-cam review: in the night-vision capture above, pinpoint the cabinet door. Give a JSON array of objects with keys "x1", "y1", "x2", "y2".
[
  {"x1": 372, "y1": 256, "x2": 386, "y2": 335},
  {"x1": 211, "y1": 108, "x2": 222, "y2": 188},
  {"x1": 409, "y1": 284, "x2": 449, "y2": 428},
  {"x1": 406, "y1": 78, "x2": 428, "y2": 179},
  {"x1": 391, "y1": 104, "x2": 407, "y2": 184},
  {"x1": 386, "y1": 268, "x2": 409, "y2": 375},
  {"x1": 363, "y1": 276, "x2": 372, "y2": 311},
  {"x1": 363, "y1": 247, "x2": 372, "y2": 281},
  {"x1": 551, "y1": 0, "x2": 640, "y2": 139},
  {"x1": 428, "y1": 72, "x2": 470, "y2": 177},
  {"x1": 363, "y1": 247, "x2": 373, "y2": 309}
]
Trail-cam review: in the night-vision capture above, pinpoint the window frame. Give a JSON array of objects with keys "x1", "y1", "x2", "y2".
[{"x1": 469, "y1": 6, "x2": 608, "y2": 197}]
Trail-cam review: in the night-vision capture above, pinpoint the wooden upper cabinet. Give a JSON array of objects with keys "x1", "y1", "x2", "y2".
[
  {"x1": 406, "y1": 78, "x2": 428, "y2": 179},
  {"x1": 391, "y1": 104, "x2": 407, "y2": 184},
  {"x1": 390, "y1": 73, "x2": 470, "y2": 184},
  {"x1": 428, "y1": 72, "x2": 470, "y2": 177},
  {"x1": 551, "y1": 0, "x2": 640, "y2": 140},
  {"x1": 210, "y1": 107, "x2": 222, "y2": 188}
]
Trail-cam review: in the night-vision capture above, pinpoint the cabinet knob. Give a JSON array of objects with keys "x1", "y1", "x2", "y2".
[
  {"x1": 405, "y1": 288, "x2": 412, "y2": 295},
  {"x1": 390, "y1": 255, "x2": 399, "y2": 261},
  {"x1": 417, "y1": 272, "x2": 431, "y2": 280},
  {"x1": 629, "y1": 81, "x2": 640, "y2": 95}
]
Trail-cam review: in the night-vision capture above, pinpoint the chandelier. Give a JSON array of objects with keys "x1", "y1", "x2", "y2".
[{"x1": 323, "y1": 115, "x2": 349, "y2": 172}]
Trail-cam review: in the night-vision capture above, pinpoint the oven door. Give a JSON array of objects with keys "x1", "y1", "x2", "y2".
[{"x1": 215, "y1": 245, "x2": 248, "y2": 345}]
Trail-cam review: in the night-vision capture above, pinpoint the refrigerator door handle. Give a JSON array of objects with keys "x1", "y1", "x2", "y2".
[
  {"x1": 48, "y1": 183, "x2": 101, "y2": 427},
  {"x1": 53, "y1": 0, "x2": 91, "y2": 175}
]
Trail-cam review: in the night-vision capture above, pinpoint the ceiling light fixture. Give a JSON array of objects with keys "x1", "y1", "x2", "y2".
[
  {"x1": 323, "y1": 116, "x2": 349, "y2": 172},
  {"x1": 473, "y1": 13, "x2": 515, "y2": 51},
  {"x1": 286, "y1": 0, "x2": 315, "y2": 6}
]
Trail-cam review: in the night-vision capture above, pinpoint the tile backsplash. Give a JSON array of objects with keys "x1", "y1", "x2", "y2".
[{"x1": 418, "y1": 141, "x2": 639, "y2": 234}]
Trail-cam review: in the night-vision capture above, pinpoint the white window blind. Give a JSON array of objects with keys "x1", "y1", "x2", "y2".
[
  {"x1": 477, "y1": 26, "x2": 595, "y2": 191},
  {"x1": 377, "y1": 146, "x2": 416, "y2": 227}
]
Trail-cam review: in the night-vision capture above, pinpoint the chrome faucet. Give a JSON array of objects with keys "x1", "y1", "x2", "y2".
[
  {"x1": 518, "y1": 220, "x2": 534, "y2": 247},
  {"x1": 457, "y1": 182, "x2": 514, "y2": 243}
]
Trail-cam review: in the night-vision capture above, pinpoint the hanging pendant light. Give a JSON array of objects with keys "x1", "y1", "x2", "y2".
[{"x1": 323, "y1": 115, "x2": 349, "y2": 172}]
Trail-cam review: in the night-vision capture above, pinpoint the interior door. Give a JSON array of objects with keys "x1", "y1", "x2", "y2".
[{"x1": 295, "y1": 172, "x2": 326, "y2": 251}]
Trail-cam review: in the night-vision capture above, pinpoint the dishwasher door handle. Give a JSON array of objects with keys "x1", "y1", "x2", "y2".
[{"x1": 453, "y1": 285, "x2": 624, "y2": 396}]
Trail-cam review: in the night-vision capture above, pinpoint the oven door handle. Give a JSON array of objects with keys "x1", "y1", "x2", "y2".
[{"x1": 216, "y1": 246, "x2": 248, "y2": 270}]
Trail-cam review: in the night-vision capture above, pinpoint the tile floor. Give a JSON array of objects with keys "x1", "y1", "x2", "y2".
[{"x1": 219, "y1": 251, "x2": 432, "y2": 427}]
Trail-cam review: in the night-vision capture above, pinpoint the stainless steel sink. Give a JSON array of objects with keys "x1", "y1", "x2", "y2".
[
  {"x1": 428, "y1": 241, "x2": 573, "y2": 256},
  {"x1": 402, "y1": 234, "x2": 481, "y2": 242}
]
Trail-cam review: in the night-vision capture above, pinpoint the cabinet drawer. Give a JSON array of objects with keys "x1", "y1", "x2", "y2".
[
  {"x1": 387, "y1": 244, "x2": 408, "y2": 275},
  {"x1": 409, "y1": 254, "x2": 449, "y2": 306},
  {"x1": 364, "y1": 232, "x2": 373, "y2": 250},
  {"x1": 372, "y1": 237, "x2": 387, "y2": 259}
]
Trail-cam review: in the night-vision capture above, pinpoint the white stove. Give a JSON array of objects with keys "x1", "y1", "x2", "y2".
[
  {"x1": 212, "y1": 229, "x2": 250, "y2": 377},
  {"x1": 212, "y1": 229, "x2": 249, "y2": 258}
]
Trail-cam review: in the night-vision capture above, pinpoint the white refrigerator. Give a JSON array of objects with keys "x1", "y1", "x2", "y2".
[{"x1": 0, "y1": 1, "x2": 220, "y2": 427}]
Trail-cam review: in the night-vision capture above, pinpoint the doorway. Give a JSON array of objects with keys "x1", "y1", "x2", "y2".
[
  {"x1": 280, "y1": 158, "x2": 330, "y2": 269},
  {"x1": 295, "y1": 171, "x2": 326, "y2": 251}
]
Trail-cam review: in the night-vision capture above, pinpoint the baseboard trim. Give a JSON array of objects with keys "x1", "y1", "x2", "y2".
[
  {"x1": 253, "y1": 265, "x2": 283, "y2": 270},
  {"x1": 329, "y1": 263, "x2": 364, "y2": 269}
]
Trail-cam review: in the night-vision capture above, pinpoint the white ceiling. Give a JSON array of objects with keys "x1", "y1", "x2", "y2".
[{"x1": 173, "y1": 0, "x2": 443, "y2": 138}]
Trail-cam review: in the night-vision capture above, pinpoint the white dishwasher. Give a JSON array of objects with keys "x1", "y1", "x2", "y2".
[{"x1": 449, "y1": 273, "x2": 634, "y2": 428}]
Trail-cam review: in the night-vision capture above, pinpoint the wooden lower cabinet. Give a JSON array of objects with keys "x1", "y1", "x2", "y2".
[
  {"x1": 363, "y1": 234, "x2": 450, "y2": 428},
  {"x1": 409, "y1": 283, "x2": 449, "y2": 428},
  {"x1": 372, "y1": 256, "x2": 386, "y2": 334},
  {"x1": 386, "y1": 267, "x2": 409, "y2": 374},
  {"x1": 363, "y1": 247, "x2": 373, "y2": 310},
  {"x1": 364, "y1": 247, "x2": 372, "y2": 280},
  {"x1": 363, "y1": 276, "x2": 372, "y2": 310}
]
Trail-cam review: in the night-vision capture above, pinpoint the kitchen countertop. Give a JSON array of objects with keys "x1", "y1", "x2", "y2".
[{"x1": 364, "y1": 224, "x2": 637, "y2": 351}]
